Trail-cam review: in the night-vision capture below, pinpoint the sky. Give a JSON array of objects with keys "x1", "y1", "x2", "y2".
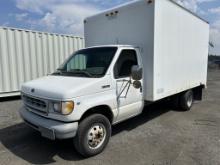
[{"x1": 0, "y1": 0, "x2": 220, "y2": 55}]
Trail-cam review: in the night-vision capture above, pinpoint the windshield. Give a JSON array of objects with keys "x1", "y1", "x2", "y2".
[{"x1": 53, "y1": 47, "x2": 117, "y2": 78}]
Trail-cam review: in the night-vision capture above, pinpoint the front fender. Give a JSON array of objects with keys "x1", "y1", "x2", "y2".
[{"x1": 68, "y1": 89, "x2": 118, "y2": 122}]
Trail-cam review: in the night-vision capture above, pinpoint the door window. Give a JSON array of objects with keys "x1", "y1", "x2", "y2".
[{"x1": 114, "y1": 50, "x2": 138, "y2": 79}]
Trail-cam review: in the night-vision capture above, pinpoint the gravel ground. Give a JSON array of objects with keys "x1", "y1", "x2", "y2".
[{"x1": 0, "y1": 70, "x2": 220, "y2": 165}]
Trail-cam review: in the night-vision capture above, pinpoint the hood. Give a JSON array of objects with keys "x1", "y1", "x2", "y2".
[{"x1": 21, "y1": 75, "x2": 112, "y2": 100}]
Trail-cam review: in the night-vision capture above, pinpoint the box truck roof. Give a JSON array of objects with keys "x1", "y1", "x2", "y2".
[
  {"x1": 85, "y1": 0, "x2": 209, "y2": 24},
  {"x1": 84, "y1": 45, "x2": 138, "y2": 50}
]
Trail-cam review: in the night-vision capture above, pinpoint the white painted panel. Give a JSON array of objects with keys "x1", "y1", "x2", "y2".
[
  {"x1": 0, "y1": 27, "x2": 84, "y2": 97},
  {"x1": 85, "y1": 0, "x2": 155, "y2": 101},
  {"x1": 0, "y1": 28, "x2": 11, "y2": 92},
  {"x1": 154, "y1": 0, "x2": 209, "y2": 100},
  {"x1": 84, "y1": 0, "x2": 209, "y2": 101},
  {"x1": 15, "y1": 30, "x2": 25, "y2": 85}
]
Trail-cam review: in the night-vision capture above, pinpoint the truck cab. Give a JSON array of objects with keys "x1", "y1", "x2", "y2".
[{"x1": 20, "y1": 45, "x2": 144, "y2": 156}]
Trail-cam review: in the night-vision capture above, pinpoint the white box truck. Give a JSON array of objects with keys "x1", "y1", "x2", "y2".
[{"x1": 19, "y1": 0, "x2": 209, "y2": 157}]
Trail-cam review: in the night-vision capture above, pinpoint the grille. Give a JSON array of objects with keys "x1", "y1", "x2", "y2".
[{"x1": 22, "y1": 94, "x2": 48, "y2": 114}]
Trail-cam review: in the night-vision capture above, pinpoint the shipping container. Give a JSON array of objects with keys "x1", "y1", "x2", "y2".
[{"x1": 0, "y1": 27, "x2": 84, "y2": 97}]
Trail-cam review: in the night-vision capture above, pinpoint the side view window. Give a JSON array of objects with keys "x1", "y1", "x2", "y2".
[{"x1": 114, "y1": 50, "x2": 138, "y2": 79}]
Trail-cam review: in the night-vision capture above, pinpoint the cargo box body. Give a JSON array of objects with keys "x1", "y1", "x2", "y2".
[{"x1": 84, "y1": 0, "x2": 209, "y2": 101}]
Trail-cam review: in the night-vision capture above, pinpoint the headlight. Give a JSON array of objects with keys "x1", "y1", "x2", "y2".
[
  {"x1": 61, "y1": 101, "x2": 74, "y2": 115},
  {"x1": 53, "y1": 101, "x2": 74, "y2": 115}
]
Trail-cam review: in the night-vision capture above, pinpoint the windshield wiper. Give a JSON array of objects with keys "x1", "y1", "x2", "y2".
[
  {"x1": 69, "y1": 70, "x2": 93, "y2": 77},
  {"x1": 57, "y1": 70, "x2": 93, "y2": 78},
  {"x1": 54, "y1": 69, "x2": 95, "y2": 78}
]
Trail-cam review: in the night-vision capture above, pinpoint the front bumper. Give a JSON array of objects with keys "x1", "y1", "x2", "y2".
[{"x1": 19, "y1": 107, "x2": 78, "y2": 140}]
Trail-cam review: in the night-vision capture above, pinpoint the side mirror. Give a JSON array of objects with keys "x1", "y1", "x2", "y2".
[{"x1": 131, "y1": 65, "x2": 143, "y2": 81}]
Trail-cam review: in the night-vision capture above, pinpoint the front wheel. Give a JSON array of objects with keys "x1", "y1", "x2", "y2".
[
  {"x1": 74, "y1": 114, "x2": 111, "y2": 157},
  {"x1": 179, "y1": 90, "x2": 194, "y2": 111}
]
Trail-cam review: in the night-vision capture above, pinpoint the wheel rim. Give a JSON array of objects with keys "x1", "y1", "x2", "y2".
[
  {"x1": 87, "y1": 124, "x2": 106, "y2": 150},
  {"x1": 187, "y1": 94, "x2": 193, "y2": 107}
]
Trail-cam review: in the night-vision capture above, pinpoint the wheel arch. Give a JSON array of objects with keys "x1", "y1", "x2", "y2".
[{"x1": 80, "y1": 105, "x2": 114, "y2": 124}]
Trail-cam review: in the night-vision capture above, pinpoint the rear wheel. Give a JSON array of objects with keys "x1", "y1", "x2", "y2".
[
  {"x1": 179, "y1": 90, "x2": 194, "y2": 111},
  {"x1": 74, "y1": 114, "x2": 111, "y2": 157}
]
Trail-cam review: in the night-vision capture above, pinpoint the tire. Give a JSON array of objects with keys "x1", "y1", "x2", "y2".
[
  {"x1": 179, "y1": 90, "x2": 194, "y2": 111},
  {"x1": 73, "y1": 114, "x2": 111, "y2": 157}
]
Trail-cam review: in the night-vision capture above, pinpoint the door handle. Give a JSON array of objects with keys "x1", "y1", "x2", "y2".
[{"x1": 102, "y1": 85, "x2": 110, "y2": 89}]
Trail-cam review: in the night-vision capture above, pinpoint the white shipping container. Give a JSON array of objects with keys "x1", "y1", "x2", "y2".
[
  {"x1": 0, "y1": 27, "x2": 84, "y2": 97},
  {"x1": 85, "y1": 0, "x2": 210, "y2": 101}
]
